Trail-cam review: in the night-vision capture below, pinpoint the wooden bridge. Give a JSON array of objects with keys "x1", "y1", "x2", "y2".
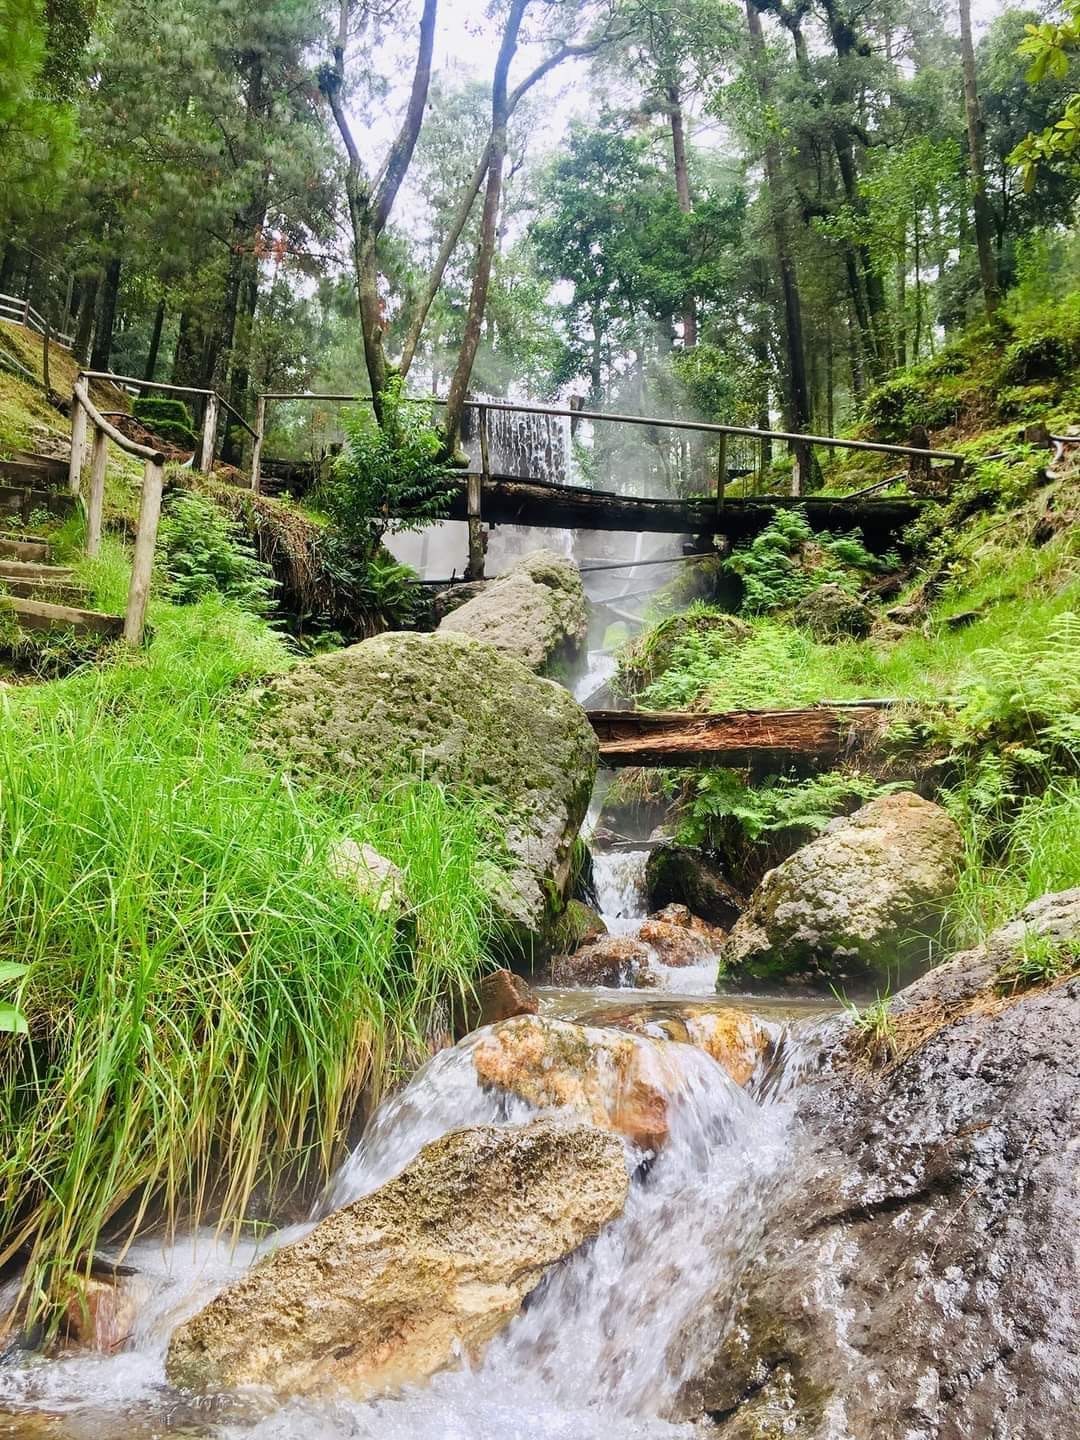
[{"x1": 587, "y1": 702, "x2": 898, "y2": 768}]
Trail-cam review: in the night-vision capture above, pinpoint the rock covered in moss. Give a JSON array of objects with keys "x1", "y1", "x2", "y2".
[
  {"x1": 438, "y1": 549, "x2": 587, "y2": 673},
  {"x1": 166, "y1": 1119, "x2": 628, "y2": 1399},
  {"x1": 257, "y1": 630, "x2": 598, "y2": 932},
  {"x1": 794, "y1": 581, "x2": 875, "y2": 638},
  {"x1": 720, "y1": 792, "x2": 962, "y2": 982}
]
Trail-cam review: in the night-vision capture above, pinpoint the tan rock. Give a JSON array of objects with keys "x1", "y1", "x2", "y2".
[
  {"x1": 457, "y1": 968, "x2": 539, "y2": 1038},
  {"x1": 64, "y1": 1274, "x2": 144, "y2": 1353},
  {"x1": 573, "y1": 1001, "x2": 770, "y2": 1088},
  {"x1": 166, "y1": 1119, "x2": 627, "y2": 1399},
  {"x1": 638, "y1": 918, "x2": 717, "y2": 968},
  {"x1": 327, "y1": 839, "x2": 405, "y2": 913}
]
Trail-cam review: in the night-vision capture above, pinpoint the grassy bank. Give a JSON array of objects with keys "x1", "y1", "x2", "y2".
[{"x1": 0, "y1": 596, "x2": 496, "y2": 1328}]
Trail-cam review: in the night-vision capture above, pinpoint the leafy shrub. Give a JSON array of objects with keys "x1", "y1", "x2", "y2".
[
  {"x1": 861, "y1": 373, "x2": 957, "y2": 440},
  {"x1": 319, "y1": 376, "x2": 455, "y2": 547},
  {"x1": 677, "y1": 767, "x2": 899, "y2": 850},
  {"x1": 157, "y1": 490, "x2": 277, "y2": 614},
  {"x1": 1000, "y1": 332, "x2": 1074, "y2": 384},
  {"x1": 133, "y1": 396, "x2": 199, "y2": 451},
  {"x1": 723, "y1": 507, "x2": 886, "y2": 614},
  {"x1": 317, "y1": 532, "x2": 423, "y2": 632}
]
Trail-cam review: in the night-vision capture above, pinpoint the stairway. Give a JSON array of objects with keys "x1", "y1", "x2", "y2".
[{"x1": 0, "y1": 452, "x2": 123, "y2": 640}]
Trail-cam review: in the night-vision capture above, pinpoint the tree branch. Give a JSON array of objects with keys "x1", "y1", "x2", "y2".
[{"x1": 372, "y1": 0, "x2": 439, "y2": 234}]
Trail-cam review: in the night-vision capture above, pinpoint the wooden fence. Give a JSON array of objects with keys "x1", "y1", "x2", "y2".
[
  {"x1": 0, "y1": 290, "x2": 74, "y2": 349},
  {"x1": 69, "y1": 379, "x2": 165, "y2": 644}
]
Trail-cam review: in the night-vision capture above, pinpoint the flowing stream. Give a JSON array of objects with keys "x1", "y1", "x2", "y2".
[{"x1": 0, "y1": 1013, "x2": 826, "y2": 1439}]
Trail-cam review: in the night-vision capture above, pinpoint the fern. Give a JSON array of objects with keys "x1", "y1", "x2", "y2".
[{"x1": 724, "y1": 507, "x2": 889, "y2": 615}]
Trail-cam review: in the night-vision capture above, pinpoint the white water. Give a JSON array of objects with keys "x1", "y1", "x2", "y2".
[{"x1": 0, "y1": 1019, "x2": 817, "y2": 1440}]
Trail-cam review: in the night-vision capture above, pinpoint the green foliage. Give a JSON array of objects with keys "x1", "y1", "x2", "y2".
[
  {"x1": 316, "y1": 533, "x2": 423, "y2": 632},
  {"x1": 861, "y1": 373, "x2": 955, "y2": 440},
  {"x1": 677, "y1": 768, "x2": 898, "y2": 850},
  {"x1": 0, "y1": 594, "x2": 497, "y2": 1326},
  {"x1": 157, "y1": 490, "x2": 277, "y2": 614},
  {"x1": 996, "y1": 931, "x2": 1080, "y2": 991},
  {"x1": 956, "y1": 611, "x2": 1080, "y2": 754},
  {"x1": 133, "y1": 395, "x2": 198, "y2": 450},
  {"x1": 723, "y1": 508, "x2": 886, "y2": 615},
  {"x1": 321, "y1": 377, "x2": 455, "y2": 547},
  {"x1": 0, "y1": 961, "x2": 28, "y2": 1035},
  {"x1": 1010, "y1": 1, "x2": 1080, "y2": 188}
]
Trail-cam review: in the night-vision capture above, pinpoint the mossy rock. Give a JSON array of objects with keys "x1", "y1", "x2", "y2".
[
  {"x1": 438, "y1": 549, "x2": 587, "y2": 675},
  {"x1": 256, "y1": 630, "x2": 598, "y2": 935}
]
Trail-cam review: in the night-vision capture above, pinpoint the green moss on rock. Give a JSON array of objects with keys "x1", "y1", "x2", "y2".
[{"x1": 256, "y1": 630, "x2": 598, "y2": 933}]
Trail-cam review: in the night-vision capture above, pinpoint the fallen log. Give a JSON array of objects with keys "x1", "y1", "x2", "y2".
[{"x1": 588, "y1": 703, "x2": 896, "y2": 768}]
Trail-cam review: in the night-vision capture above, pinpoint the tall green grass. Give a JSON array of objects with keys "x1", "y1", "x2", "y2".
[{"x1": 0, "y1": 597, "x2": 495, "y2": 1326}]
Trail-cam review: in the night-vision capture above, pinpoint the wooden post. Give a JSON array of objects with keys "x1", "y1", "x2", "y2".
[
  {"x1": 716, "y1": 432, "x2": 728, "y2": 513},
  {"x1": 199, "y1": 392, "x2": 220, "y2": 472},
  {"x1": 42, "y1": 317, "x2": 50, "y2": 398},
  {"x1": 791, "y1": 441, "x2": 810, "y2": 497},
  {"x1": 469, "y1": 403, "x2": 488, "y2": 580},
  {"x1": 123, "y1": 458, "x2": 165, "y2": 644},
  {"x1": 68, "y1": 386, "x2": 87, "y2": 494},
  {"x1": 86, "y1": 425, "x2": 108, "y2": 557},
  {"x1": 250, "y1": 393, "x2": 266, "y2": 492}
]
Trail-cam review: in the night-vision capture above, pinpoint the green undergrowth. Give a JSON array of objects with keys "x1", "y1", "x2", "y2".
[{"x1": 0, "y1": 596, "x2": 496, "y2": 1330}]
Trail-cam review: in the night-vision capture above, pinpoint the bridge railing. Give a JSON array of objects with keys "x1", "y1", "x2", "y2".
[{"x1": 78, "y1": 370, "x2": 257, "y2": 473}]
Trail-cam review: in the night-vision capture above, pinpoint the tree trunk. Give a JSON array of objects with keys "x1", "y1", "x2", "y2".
[
  {"x1": 74, "y1": 273, "x2": 99, "y2": 365},
  {"x1": 959, "y1": 0, "x2": 999, "y2": 316},
  {"x1": 0, "y1": 243, "x2": 17, "y2": 293},
  {"x1": 221, "y1": 260, "x2": 260, "y2": 465},
  {"x1": 89, "y1": 254, "x2": 122, "y2": 372},
  {"x1": 667, "y1": 80, "x2": 696, "y2": 349},
  {"x1": 444, "y1": 0, "x2": 528, "y2": 454},
  {"x1": 746, "y1": 1, "x2": 810, "y2": 433},
  {"x1": 144, "y1": 299, "x2": 166, "y2": 386}
]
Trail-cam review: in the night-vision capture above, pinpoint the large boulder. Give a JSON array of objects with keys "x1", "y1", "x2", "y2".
[
  {"x1": 720, "y1": 792, "x2": 962, "y2": 982},
  {"x1": 646, "y1": 845, "x2": 744, "y2": 929},
  {"x1": 550, "y1": 934, "x2": 653, "y2": 988},
  {"x1": 257, "y1": 630, "x2": 598, "y2": 933},
  {"x1": 794, "y1": 581, "x2": 875, "y2": 638},
  {"x1": 683, "y1": 891, "x2": 1080, "y2": 1437},
  {"x1": 166, "y1": 1119, "x2": 628, "y2": 1399},
  {"x1": 472, "y1": 1014, "x2": 768, "y2": 1150},
  {"x1": 438, "y1": 549, "x2": 587, "y2": 674}
]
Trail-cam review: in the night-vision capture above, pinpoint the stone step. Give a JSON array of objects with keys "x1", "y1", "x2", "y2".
[
  {"x1": 0, "y1": 486, "x2": 77, "y2": 521},
  {"x1": 0, "y1": 596, "x2": 122, "y2": 638},
  {"x1": 0, "y1": 453, "x2": 69, "y2": 490},
  {"x1": 0, "y1": 535, "x2": 51, "y2": 563}
]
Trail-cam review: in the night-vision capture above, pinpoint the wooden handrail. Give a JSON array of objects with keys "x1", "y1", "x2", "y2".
[{"x1": 74, "y1": 380, "x2": 165, "y2": 462}]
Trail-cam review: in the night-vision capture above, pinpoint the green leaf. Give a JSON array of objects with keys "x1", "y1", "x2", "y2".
[
  {"x1": 0, "y1": 962, "x2": 28, "y2": 984},
  {"x1": 0, "y1": 1003, "x2": 28, "y2": 1035}
]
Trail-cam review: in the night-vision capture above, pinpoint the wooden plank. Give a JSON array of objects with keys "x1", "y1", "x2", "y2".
[
  {"x1": 0, "y1": 577, "x2": 87, "y2": 604},
  {"x1": 588, "y1": 705, "x2": 892, "y2": 768},
  {"x1": 0, "y1": 455, "x2": 69, "y2": 490},
  {"x1": 0, "y1": 596, "x2": 122, "y2": 637},
  {"x1": 440, "y1": 476, "x2": 924, "y2": 548},
  {"x1": 0, "y1": 486, "x2": 77, "y2": 519},
  {"x1": 0, "y1": 560, "x2": 74, "y2": 580}
]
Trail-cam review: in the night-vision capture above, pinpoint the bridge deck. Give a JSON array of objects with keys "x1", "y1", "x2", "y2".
[{"x1": 444, "y1": 474, "x2": 922, "y2": 547}]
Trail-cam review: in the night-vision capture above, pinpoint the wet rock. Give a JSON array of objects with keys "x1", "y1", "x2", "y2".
[
  {"x1": 550, "y1": 935, "x2": 652, "y2": 988},
  {"x1": 457, "y1": 969, "x2": 539, "y2": 1038},
  {"x1": 685, "y1": 892, "x2": 1080, "y2": 1438},
  {"x1": 646, "y1": 845, "x2": 745, "y2": 928},
  {"x1": 257, "y1": 630, "x2": 597, "y2": 934},
  {"x1": 721, "y1": 792, "x2": 962, "y2": 982},
  {"x1": 794, "y1": 581, "x2": 875, "y2": 638},
  {"x1": 63, "y1": 1275, "x2": 144, "y2": 1353},
  {"x1": 638, "y1": 917, "x2": 715, "y2": 968},
  {"x1": 166, "y1": 1119, "x2": 628, "y2": 1399},
  {"x1": 472, "y1": 1014, "x2": 760, "y2": 1150},
  {"x1": 431, "y1": 579, "x2": 487, "y2": 623},
  {"x1": 438, "y1": 549, "x2": 587, "y2": 674},
  {"x1": 548, "y1": 898, "x2": 607, "y2": 957},
  {"x1": 601, "y1": 1003, "x2": 770, "y2": 1087},
  {"x1": 327, "y1": 840, "x2": 404, "y2": 913}
]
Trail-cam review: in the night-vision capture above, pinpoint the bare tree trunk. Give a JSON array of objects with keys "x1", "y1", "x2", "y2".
[
  {"x1": 144, "y1": 299, "x2": 166, "y2": 385},
  {"x1": 746, "y1": 1, "x2": 810, "y2": 433},
  {"x1": 444, "y1": 0, "x2": 529, "y2": 454},
  {"x1": 74, "y1": 274, "x2": 98, "y2": 365},
  {"x1": 323, "y1": 0, "x2": 439, "y2": 422},
  {"x1": 89, "y1": 254, "x2": 121, "y2": 372},
  {"x1": 959, "y1": 0, "x2": 999, "y2": 316},
  {"x1": 667, "y1": 80, "x2": 696, "y2": 349}
]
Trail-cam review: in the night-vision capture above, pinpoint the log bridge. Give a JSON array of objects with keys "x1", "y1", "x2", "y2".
[{"x1": 587, "y1": 702, "x2": 899, "y2": 768}]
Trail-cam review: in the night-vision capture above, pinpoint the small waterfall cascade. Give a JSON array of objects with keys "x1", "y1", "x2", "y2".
[
  {"x1": 461, "y1": 400, "x2": 572, "y2": 484},
  {"x1": 0, "y1": 1021, "x2": 823, "y2": 1439}
]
